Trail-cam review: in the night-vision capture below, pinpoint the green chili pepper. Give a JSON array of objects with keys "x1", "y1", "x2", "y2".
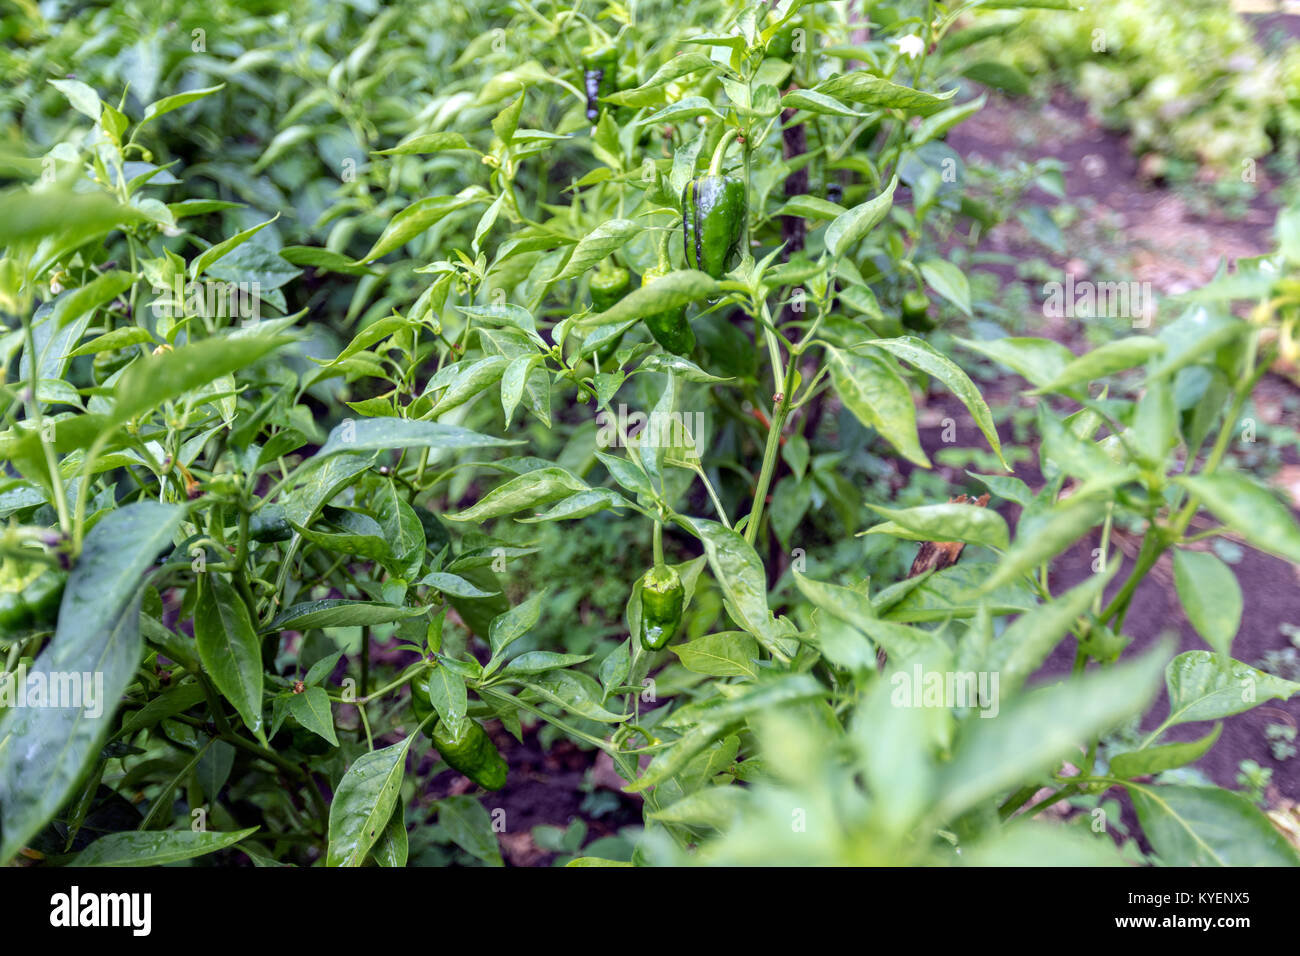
[
  {"x1": 433, "y1": 718, "x2": 508, "y2": 791},
  {"x1": 582, "y1": 44, "x2": 618, "y2": 122},
  {"x1": 639, "y1": 564, "x2": 684, "y2": 651},
  {"x1": 249, "y1": 505, "x2": 293, "y2": 543},
  {"x1": 901, "y1": 290, "x2": 935, "y2": 331},
  {"x1": 411, "y1": 675, "x2": 508, "y2": 790},
  {"x1": 640, "y1": 266, "x2": 695, "y2": 355},
  {"x1": 0, "y1": 565, "x2": 66, "y2": 636}
]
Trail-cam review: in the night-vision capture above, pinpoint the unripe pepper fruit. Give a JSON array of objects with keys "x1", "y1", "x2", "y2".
[
  {"x1": 901, "y1": 289, "x2": 935, "y2": 331},
  {"x1": 588, "y1": 265, "x2": 633, "y2": 363},
  {"x1": 640, "y1": 266, "x2": 695, "y2": 355},
  {"x1": 411, "y1": 673, "x2": 508, "y2": 791},
  {"x1": 639, "y1": 564, "x2": 685, "y2": 651}
]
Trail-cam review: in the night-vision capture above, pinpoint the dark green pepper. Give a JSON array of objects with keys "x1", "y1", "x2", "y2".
[
  {"x1": 582, "y1": 44, "x2": 618, "y2": 122},
  {"x1": 433, "y1": 718, "x2": 508, "y2": 791},
  {"x1": 901, "y1": 290, "x2": 935, "y2": 331},
  {"x1": 682, "y1": 173, "x2": 746, "y2": 279},
  {"x1": 639, "y1": 564, "x2": 684, "y2": 651},
  {"x1": 249, "y1": 505, "x2": 293, "y2": 543},
  {"x1": 0, "y1": 565, "x2": 65, "y2": 635},
  {"x1": 411, "y1": 675, "x2": 508, "y2": 790},
  {"x1": 640, "y1": 267, "x2": 695, "y2": 356}
]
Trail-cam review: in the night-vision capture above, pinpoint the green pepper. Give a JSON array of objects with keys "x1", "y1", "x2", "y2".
[
  {"x1": 411, "y1": 675, "x2": 508, "y2": 790},
  {"x1": 901, "y1": 290, "x2": 935, "y2": 331},
  {"x1": 639, "y1": 564, "x2": 684, "y2": 651},
  {"x1": 640, "y1": 267, "x2": 695, "y2": 356},
  {"x1": 0, "y1": 565, "x2": 66, "y2": 636},
  {"x1": 590, "y1": 265, "x2": 631, "y2": 313},
  {"x1": 433, "y1": 718, "x2": 508, "y2": 791},
  {"x1": 766, "y1": 15, "x2": 804, "y2": 60},
  {"x1": 682, "y1": 173, "x2": 746, "y2": 279},
  {"x1": 249, "y1": 505, "x2": 293, "y2": 543},
  {"x1": 582, "y1": 44, "x2": 618, "y2": 122}
]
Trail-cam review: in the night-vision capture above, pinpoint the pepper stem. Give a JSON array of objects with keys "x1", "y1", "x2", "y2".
[
  {"x1": 709, "y1": 127, "x2": 740, "y2": 176},
  {"x1": 653, "y1": 519, "x2": 665, "y2": 567}
]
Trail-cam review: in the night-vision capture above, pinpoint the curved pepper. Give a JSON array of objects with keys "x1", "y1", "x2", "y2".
[
  {"x1": 582, "y1": 44, "x2": 618, "y2": 122},
  {"x1": 901, "y1": 290, "x2": 935, "y2": 331},
  {"x1": 411, "y1": 675, "x2": 508, "y2": 790},
  {"x1": 682, "y1": 173, "x2": 746, "y2": 279},
  {"x1": 640, "y1": 266, "x2": 695, "y2": 355},
  {"x1": 433, "y1": 718, "x2": 508, "y2": 791},
  {"x1": 590, "y1": 265, "x2": 631, "y2": 313},
  {"x1": 639, "y1": 564, "x2": 684, "y2": 651}
]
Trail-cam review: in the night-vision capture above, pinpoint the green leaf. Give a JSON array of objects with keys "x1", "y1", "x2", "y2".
[
  {"x1": 1031, "y1": 337, "x2": 1165, "y2": 394},
  {"x1": 934, "y1": 644, "x2": 1167, "y2": 820},
  {"x1": 488, "y1": 590, "x2": 545, "y2": 661},
  {"x1": 556, "y1": 219, "x2": 642, "y2": 280},
  {"x1": 780, "y1": 88, "x2": 868, "y2": 117},
  {"x1": 682, "y1": 517, "x2": 791, "y2": 658},
  {"x1": 0, "y1": 500, "x2": 184, "y2": 866},
  {"x1": 437, "y1": 794, "x2": 503, "y2": 866},
  {"x1": 288, "y1": 687, "x2": 338, "y2": 746},
  {"x1": 962, "y1": 823, "x2": 1126, "y2": 866},
  {"x1": 868, "y1": 336, "x2": 1006, "y2": 467},
  {"x1": 326, "y1": 735, "x2": 414, "y2": 866},
  {"x1": 582, "y1": 269, "x2": 721, "y2": 326},
  {"x1": 373, "y1": 132, "x2": 471, "y2": 155},
  {"x1": 1110, "y1": 724, "x2": 1222, "y2": 779},
  {"x1": 826, "y1": 174, "x2": 898, "y2": 257},
  {"x1": 112, "y1": 333, "x2": 292, "y2": 425},
  {"x1": 1175, "y1": 471, "x2": 1300, "y2": 564},
  {"x1": 980, "y1": 496, "x2": 1108, "y2": 593},
  {"x1": 72, "y1": 827, "x2": 258, "y2": 866},
  {"x1": 1163, "y1": 650, "x2": 1300, "y2": 727},
  {"x1": 865, "y1": 501, "x2": 1009, "y2": 551},
  {"x1": 814, "y1": 74, "x2": 955, "y2": 115},
  {"x1": 962, "y1": 61, "x2": 1030, "y2": 95},
  {"x1": 265, "y1": 599, "x2": 426, "y2": 633},
  {"x1": 65, "y1": 326, "x2": 153, "y2": 359},
  {"x1": 195, "y1": 574, "x2": 265, "y2": 740},
  {"x1": 1129, "y1": 783, "x2": 1300, "y2": 866},
  {"x1": 358, "y1": 188, "x2": 489, "y2": 263},
  {"x1": 956, "y1": 336, "x2": 1078, "y2": 389},
  {"x1": 1172, "y1": 550, "x2": 1241, "y2": 657},
  {"x1": 918, "y1": 259, "x2": 972, "y2": 316},
  {"x1": 501, "y1": 651, "x2": 593, "y2": 676},
  {"x1": 672, "y1": 631, "x2": 760, "y2": 678},
  {"x1": 827, "y1": 345, "x2": 928, "y2": 467},
  {"x1": 314, "y1": 417, "x2": 519, "y2": 462},
  {"x1": 279, "y1": 245, "x2": 377, "y2": 276},
  {"x1": 371, "y1": 801, "x2": 409, "y2": 866},
  {"x1": 446, "y1": 467, "x2": 589, "y2": 521},
  {"x1": 190, "y1": 215, "x2": 278, "y2": 279},
  {"x1": 419, "y1": 571, "x2": 499, "y2": 598},
  {"x1": 423, "y1": 664, "x2": 468, "y2": 733},
  {"x1": 141, "y1": 84, "x2": 226, "y2": 126}
]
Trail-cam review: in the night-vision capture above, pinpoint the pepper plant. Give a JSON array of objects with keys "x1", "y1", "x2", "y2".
[{"x1": 1, "y1": 0, "x2": 1298, "y2": 868}]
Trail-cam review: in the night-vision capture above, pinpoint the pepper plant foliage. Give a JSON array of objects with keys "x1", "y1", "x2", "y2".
[{"x1": 1, "y1": 0, "x2": 1299, "y2": 868}]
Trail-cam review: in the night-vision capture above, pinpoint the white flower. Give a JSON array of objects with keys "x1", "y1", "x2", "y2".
[{"x1": 896, "y1": 34, "x2": 925, "y2": 59}]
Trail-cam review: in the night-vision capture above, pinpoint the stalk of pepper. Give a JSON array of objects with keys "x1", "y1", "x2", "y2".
[
  {"x1": 901, "y1": 289, "x2": 935, "y2": 331},
  {"x1": 411, "y1": 675, "x2": 508, "y2": 791},
  {"x1": 582, "y1": 43, "x2": 618, "y2": 122},
  {"x1": 0, "y1": 565, "x2": 66, "y2": 636},
  {"x1": 682, "y1": 128, "x2": 746, "y2": 279},
  {"x1": 639, "y1": 564, "x2": 684, "y2": 651}
]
